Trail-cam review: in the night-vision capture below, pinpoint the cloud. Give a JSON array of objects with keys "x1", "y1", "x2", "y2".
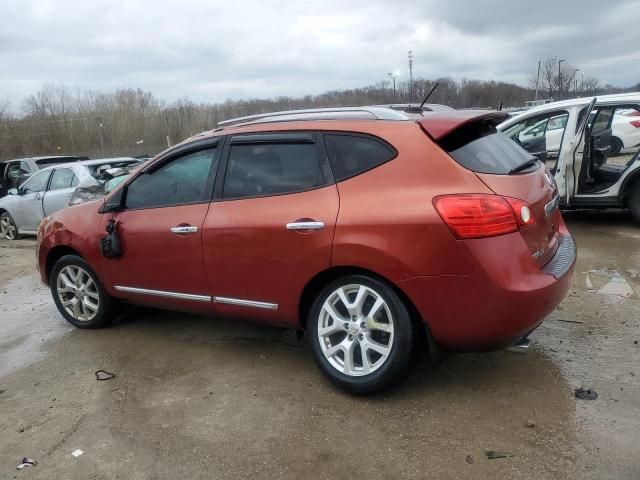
[{"x1": 0, "y1": 0, "x2": 638, "y2": 107}]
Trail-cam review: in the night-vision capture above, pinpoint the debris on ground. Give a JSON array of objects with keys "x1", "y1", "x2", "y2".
[
  {"x1": 16, "y1": 458, "x2": 37, "y2": 470},
  {"x1": 95, "y1": 370, "x2": 116, "y2": 381},
  {"x1": 575, "y1": 388, "x2": 598, "y2": 400},
  {"x1": 71, "y1": 449, "x2": 84, "y2": 457},
  {"x1": 485, "y1": 450, "x2": 514, "y2": 460},
  {"x1": 465, "y1": 455, "x2": 474, "y2": 464},
  {"x1": 525, "y1": 419, "x2": 536, "y2": 428},
  {"x1": 555, "y1": 319, "x2": 583, "y2": 324}
]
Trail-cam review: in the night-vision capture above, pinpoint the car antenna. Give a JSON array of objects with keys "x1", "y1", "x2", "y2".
[
  {"x1": 419, "y1": 82, "x2": 439, "y2": 109},
  {"x1": 498, "y1": 102, "x2": 503, "y2": 111}
]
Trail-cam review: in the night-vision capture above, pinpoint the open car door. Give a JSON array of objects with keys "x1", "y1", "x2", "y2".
[{"x1": 562, "y1": 97, "x2": 597, "y2": 206}]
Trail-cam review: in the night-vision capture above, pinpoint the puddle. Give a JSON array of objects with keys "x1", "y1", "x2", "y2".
[{"x1": 583, "y1": 269, "x2": 635, "y2": 298}]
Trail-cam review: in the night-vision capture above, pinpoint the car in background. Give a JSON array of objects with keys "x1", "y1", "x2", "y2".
[
  {"x1": 499, "y1": 92, "x2": 640, "y2": 222},
  {"x1": 36, "y1": 106, "x2": 575, "y2": 394},
  {"x1": 0, "y1": 155, "x2": 87, "y2": 198},
  {"x1": 609, "y1": 108, "x2": 640, "y2": 155},
  {"x1": 0, "y1": 158, "x2": 139, "y2": 240}
]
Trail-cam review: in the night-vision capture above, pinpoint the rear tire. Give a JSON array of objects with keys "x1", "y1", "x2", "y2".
[
  {"x1": 50, "y1": 254, "x2": 116, "y2": 329},
  {"x1": 0, "y1": 212, "x2": 20, "y2": 240},
  {"x1": 629, "y1": 183, "x2": 640, "y2": 224},
  {"x1": 307, "y1": 274, "x2": 416, "y2": 395},
  {"x1": 609, "y1": 136, "x2": 623, "y2": 156}
]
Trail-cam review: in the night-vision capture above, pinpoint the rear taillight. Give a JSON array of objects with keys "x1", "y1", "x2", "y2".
[
  {"x1": 630, "y1": 120, "x2": 640, "y2": 128},
  {"x1": 433, "y1": 194, "x2": 535, "y2": 239}
]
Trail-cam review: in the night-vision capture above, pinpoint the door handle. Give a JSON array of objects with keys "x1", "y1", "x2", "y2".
[
  {"x1": 286, "y1": 221, "x2": 325, "y2": 231},
  {"x1": 170, "y1": 226, "x2": 198, "y2": 234},
  {"x1": 35, "y1": 193, "x2": 41, "y2": 201}
]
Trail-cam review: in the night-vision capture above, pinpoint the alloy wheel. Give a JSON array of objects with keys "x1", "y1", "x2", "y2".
[
  {"x1": 56, "y1": 265, "x2": 100, "y2": 321},
  {"x1": 0, "y1": 215, "x2": 17, "y2": 240},
  {"x1": 317, "y1": 284, "x2": 394, "y2": 377}
]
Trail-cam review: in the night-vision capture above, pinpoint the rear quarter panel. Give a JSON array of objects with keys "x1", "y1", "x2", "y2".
[{"x1": 330, "y1": 122, "x2": 492, "y2": 280}]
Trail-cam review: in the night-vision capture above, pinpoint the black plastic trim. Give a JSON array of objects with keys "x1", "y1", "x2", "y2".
[
  {"x1": 229, "y1": 133, "x2": 315, "y2": 145},
  {"x1": 542, "y1": 234, "x2": 576, "y2": 279}
]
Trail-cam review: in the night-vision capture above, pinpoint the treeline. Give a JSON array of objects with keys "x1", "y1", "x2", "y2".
[{"x1": 0, "y1": 77, "x2": 635, "y2": 160}]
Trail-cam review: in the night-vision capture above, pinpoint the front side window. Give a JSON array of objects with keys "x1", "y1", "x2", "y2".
[
  {"x1": 21, "y1": 170, "x2": 51, "y2": 194},
  {"x1": 323, "y1": 134, "x2": 396, "y2": 182},
  {"x1": 7, "y1": 163, "x2": 22, "y2": 180},
  {"x1": 223, "y1": 143, "x2": 322, "y2": 199},
  {"x1": 49, "y1": 168, "x2": 77, "y2": 191},
  {"x1": 19, "y1": 161, "x2": 31, "y2": 175},
  {"x1": 125, "y1": 148, "x2": 216, "y2": 209}
]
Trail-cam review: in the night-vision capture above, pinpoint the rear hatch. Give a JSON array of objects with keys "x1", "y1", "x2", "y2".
[{"x1": 419, "y1": 111, "x2": 560, "y2": 267}]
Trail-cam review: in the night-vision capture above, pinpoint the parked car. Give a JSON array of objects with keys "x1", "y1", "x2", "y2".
[
  {"x1": 36, "y1": 107, "x2": 575, "y2": 394},
  {"x1": 0, "y1": 155, "x2": 87, "y2": 198},
  {"x1": 0, "y1": 158, "x2": 139, "y2": 239},
  {"x1": 499, "y1": 92, "x2": 640, "y2": 222}
]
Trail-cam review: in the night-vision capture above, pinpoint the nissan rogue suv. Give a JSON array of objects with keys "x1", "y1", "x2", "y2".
[{"x1": 36, "y1": 107, "x2": 576, "y2": 394}]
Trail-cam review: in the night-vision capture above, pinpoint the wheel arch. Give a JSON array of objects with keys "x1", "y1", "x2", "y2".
[
  {"x1": 45, "y1": 245, "x2": 83, "y2": 284},
  {"x1": 298, "y1": 265, "x2": 426, "y2": 332},
  {"x1": 620, "y1": 169, "x2": 640, "y2": 206}
]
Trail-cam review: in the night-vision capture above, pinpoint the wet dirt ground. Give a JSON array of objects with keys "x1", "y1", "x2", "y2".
[{"x1": 0, "y1": 213, "x2": 638, "y2": 479}]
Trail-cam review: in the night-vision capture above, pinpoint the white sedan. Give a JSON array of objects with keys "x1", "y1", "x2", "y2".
[{"x1": 0, "y1": 158, "x2": 139, "y2": 240}]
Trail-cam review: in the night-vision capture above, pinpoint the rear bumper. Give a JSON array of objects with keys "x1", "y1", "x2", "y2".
[{"x1": 399, "y1": 227, "x2": 576, "y2": 350}]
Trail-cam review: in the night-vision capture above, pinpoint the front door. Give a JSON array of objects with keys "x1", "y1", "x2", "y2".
[
  {"x1": 12, "y1": 169, "x2": 51, "y2": 232},
  {"x1": 202, "y1": 132, "x2": 339, "y2": 326},
  {"x1": 100, "y1": 143, "x2": 220, "y2": 312}
]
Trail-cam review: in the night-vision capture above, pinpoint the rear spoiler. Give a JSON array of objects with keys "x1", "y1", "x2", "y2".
[{"x1": 417, "y1": 110, "x2": 509, "y2": 141}]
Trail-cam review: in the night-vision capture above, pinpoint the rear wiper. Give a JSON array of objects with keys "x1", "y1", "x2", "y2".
[{"x1": 509, "y1": 158, "x2": 540, "y2": 174}]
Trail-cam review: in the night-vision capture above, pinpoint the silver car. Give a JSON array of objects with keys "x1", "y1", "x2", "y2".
[{"x1": 0, "y1": 158, "x2": 138, "y2": 240}]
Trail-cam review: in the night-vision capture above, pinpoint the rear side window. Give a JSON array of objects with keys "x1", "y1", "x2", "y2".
[
  {"x1": 223, "y1": 143, "x2": 322, "y2": 199},
  {"x1": 441, "y1": 123, "x2": 534, "y2": 175},
  {"x1": 49, "y1": 168, "x2": 76, "y2": 190},
  {"x1": 323, "y1": 134, "x2": 396, "y2": 181}
]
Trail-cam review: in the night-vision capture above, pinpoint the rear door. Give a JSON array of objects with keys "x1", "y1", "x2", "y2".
[
  {"x1": 12, "y1": 169, "x2": 51, "y2": 231},
  {"x1": 202, "y1": 132, "x2": 338, "y2": 325},
  {"x1": 43, "y1": 167, "x2": 79, "y2": 216}
]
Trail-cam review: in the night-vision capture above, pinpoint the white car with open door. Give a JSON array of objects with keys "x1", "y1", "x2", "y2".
[
  {"x1": 0, "y1": 158, "x2": 139, "y2": 240},
  {"x1": 499, "y1": 93, "x2": 640, "y2": 223}
]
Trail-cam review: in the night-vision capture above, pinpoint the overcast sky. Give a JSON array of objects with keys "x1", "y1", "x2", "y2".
[{"x1": 1, "y1": 0, "x2": 639, "y2": 108}]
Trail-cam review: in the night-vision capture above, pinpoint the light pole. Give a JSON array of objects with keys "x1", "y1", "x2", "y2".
[
  {"x1": 558, "y1": 59, "x2": 566, "y2": 98},
  {"x1": 408, "y1": 51, "x2": 413, "y2": 102},
  {"x1": 572, "y1": 68, "x2": 580, "y2": 95},
  {"x1": 388, "y1": 72, "x2": 399, "y2": 100}
]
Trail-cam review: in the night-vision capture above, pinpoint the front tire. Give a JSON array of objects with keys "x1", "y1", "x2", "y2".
[
  {"x1": 50, "y1": 254, "x2": 115, "y2": 328},
  {"x1": 0, "y1": 212, "x2": 19, "y2": 240},
  {"x1": 307, "y1": 275, "x2": 416, "y2": 394}
]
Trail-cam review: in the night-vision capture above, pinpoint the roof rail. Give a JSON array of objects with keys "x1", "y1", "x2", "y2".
[{"x1": 217, "y1": 106, "x2": 410, "y2": 128}]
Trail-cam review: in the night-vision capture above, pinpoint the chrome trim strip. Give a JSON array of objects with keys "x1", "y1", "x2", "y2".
[
  {"x1": 170, "y1": 226, "x2": 198, "y2": 234},
  {"x1": 286, "y1": 221, "x2": 325, "y2": 231},
  {"x1": 213, "y1": 296, "x2": 278, "y2": 310},
  {"x1": 114, "y1": 286, "x2": 211, "y2": 302}
]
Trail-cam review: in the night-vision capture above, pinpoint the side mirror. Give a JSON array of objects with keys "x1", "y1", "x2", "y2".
[{"x1": 8, "y1": 188, "x2": 18, "y2": 196}]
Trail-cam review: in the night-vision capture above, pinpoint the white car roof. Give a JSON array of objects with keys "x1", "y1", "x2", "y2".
[
  {"x1": 501, "y1": 92, "x2": 640, "y2": 127},
  {"x1": 38, "y1": 157, "x2": 137, "y2": 172}
]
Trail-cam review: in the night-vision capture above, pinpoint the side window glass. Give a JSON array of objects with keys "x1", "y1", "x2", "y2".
[
  {"x1": 49, "y1": 168, "x2": 76, "y2": 191},
  {"x1": 71, "y1": 175, "x2": 79, "y2": 187},
  {"x1": 125, "y1": 148, "x2": 216, "y2": 209},
  {"x1": 19, "y1": 161, "x2": 30, "y2": 175},
  {"x1": 323, "y1": 134, "x2": 396, "y2": 182},
  {"x1": 21, "y1": 170, "x2": 51, "y2": 194},
  {"x1": 223, "y1": 143, "x2": 322, "y2": 199},
  {"x1": 504, "y1": 112, "x2": 569, "y2": 168},
  {"x1": 7, "y1": 163, "x2": 21, "y2": 180}
]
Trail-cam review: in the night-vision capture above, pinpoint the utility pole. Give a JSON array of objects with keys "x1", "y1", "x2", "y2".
[
  {"x1": 408, "y1": 50, "x2": 414, "y2": 102},
  {"x1": 558, "y1": 59, "x2": 566, "y2": 99},
  {"x1": 572, "y1": 68, "x2": 580, "y2": 95},
  {"x1": 98, "y1": 120, "x2": 105, "y2": 157},
  {"x1": 535, "y1": 60, "x2": 541, "y2": 101},
  {"x1": 388, "y1": 72, "x2": 399, "y2": 100}
]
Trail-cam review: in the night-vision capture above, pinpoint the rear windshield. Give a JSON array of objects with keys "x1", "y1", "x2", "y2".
[{"x1": 440, "y1": 122, "x2": 535, "y2": 175}]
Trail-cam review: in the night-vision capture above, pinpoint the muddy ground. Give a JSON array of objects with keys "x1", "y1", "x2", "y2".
[{"x1": 0, "y1": 212, "x2": 638, "y2": 479}]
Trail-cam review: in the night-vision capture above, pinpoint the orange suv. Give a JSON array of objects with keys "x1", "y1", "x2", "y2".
[{"x1": 37, "y1": 107, "x2": 576, "y2": 394}]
